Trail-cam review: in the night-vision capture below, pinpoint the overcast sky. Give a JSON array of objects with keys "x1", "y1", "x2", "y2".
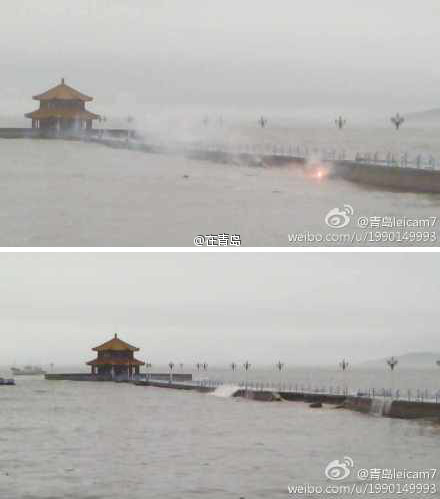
[
  {"x1": 0, "y1": 252, "x2": 438, "y2": 367},
  {"x1": 1, "y1": 1, "x2": 439, "y2": 123}
]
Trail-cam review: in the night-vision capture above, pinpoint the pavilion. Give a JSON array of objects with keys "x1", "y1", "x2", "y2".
[
  {"x1": 25, "y1": 78, "x2": 100, "y2": 131},
  {"x1": 86, "y1": 334, "x2": 145, "y2": 379}
]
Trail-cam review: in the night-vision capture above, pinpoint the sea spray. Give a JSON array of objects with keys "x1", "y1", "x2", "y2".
[
  {"x1": 211, "y1": 384, "x2": 241, "y2": 398},
  {"x1": 370, "y1": 398, "x2": 394, "y2": 416}
]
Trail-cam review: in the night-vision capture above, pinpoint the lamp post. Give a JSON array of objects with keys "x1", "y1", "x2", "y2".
[
  {"x1": 386, "y1": 357, "x2": 398, "y2": 397},
  {"x1": 243, "y1": 361, "x2": 251, "y2": 392},
  {"x1": 196, "y1": 362, "x2": 202, "y2": 372},
  {"x1": 387, "y1": 357, "x2": 398, "y2": 371},
  {"x1": 335, "y1": 116, "x2": 346, "y2": 130},
  {"x1": 145, "y1": 361, "x2": 152, "y2": 380},
  {"x1": 259, "y1": 116, "x2": 268, "y2": 129},
  {"x1": 339, "y1": 359, "x2": 349, "y2": 396},
  {"x1": 339, "y1": 359, "x2": 349, "y2": 371},
  {"x1": 168, "y1": 361, "x2": 175, "y2": 383},
  {"x1": 276, "y1": 361, "x2": 284, "y2": 390},
  {"x1": 127, "y1": 115, "x2": 134, "y2": 140},
  {"x1": 391, "y1": 113, "x2": 405, "y2": 131},
  {"x1": 202, "y1": 362, "x2": 208, "y2": 371},
  {"x1": 231, "y1": 362, "x2": 237, "y2": 383},
  {"x1": 99, "y1": 115, "x2": 107, "y2": 139}
]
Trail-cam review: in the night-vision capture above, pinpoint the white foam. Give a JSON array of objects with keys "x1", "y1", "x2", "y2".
[
  {"x1": 211, "y1": 384, "x2": 241, "y2": 398},
  {"x1": 370, "y1": 397, "x2": 393, "y2": 416}
]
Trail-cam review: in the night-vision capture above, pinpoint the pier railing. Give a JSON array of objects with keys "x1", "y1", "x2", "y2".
[
  {"x1": 179, "y1": 378, "x2": 440, "y2": 403},
  {"x1": 186, "y1": 144, "x2": 440, "y2": 170}
]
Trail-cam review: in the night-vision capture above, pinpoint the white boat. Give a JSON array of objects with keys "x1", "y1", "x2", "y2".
[{"x1": 11, "y1": 366, "x2": 46, "y2": 376}]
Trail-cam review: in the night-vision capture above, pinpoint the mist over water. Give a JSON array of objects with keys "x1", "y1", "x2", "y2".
[{"x1": 1, "y1": 129, "x2": 440, "y2": 246}]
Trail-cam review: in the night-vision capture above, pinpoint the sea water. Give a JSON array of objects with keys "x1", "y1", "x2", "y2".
[
  {"x1": 0, "y1": 376, "x2": 439, "y2": 499},
  {"x1": 1, "y1": 129, "x2": 440, "y2": 247}
]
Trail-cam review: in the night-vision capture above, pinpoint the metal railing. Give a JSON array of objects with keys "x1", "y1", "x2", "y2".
[{"x1": 159, "y1": 378, "x2": 440, "y2": 403}]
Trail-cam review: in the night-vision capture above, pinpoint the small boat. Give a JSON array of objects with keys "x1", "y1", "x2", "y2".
[
  {"x1": 0, "y1": 378, "x2": 15, "y2": 386},
  {"x1": 11, "y1": 366, "x2": 46, "y2": 376}
]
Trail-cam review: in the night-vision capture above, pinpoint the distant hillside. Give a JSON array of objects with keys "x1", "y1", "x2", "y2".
[
  {"x1": 405, "y1": 108, "x2": 440, "y2": 124},
  {"x1": 362, "y1": 352, "x2": 440, "y2": 368}
]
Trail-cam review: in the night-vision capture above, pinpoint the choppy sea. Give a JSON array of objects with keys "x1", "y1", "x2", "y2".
[
  {"x1": 1, "y1": 367, "x2": 439, "y2": 499},
  {"x1": 1, "y1": 125, "x2": 440, "y2": 246}
]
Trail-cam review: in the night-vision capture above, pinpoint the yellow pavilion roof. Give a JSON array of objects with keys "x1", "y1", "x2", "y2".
[
  {"x1": 92, "y1": 334, "x2": 140, "y2": 352},
  {"x1": 33, "y1": 78, "x2": 93, "y2": 102}
]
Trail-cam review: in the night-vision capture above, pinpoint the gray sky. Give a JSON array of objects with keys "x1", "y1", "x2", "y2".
[
  {"x1": 1, "y1": 1, "x2": 439, "y2": 122},
  {"x1": 0, "y1": 252, "x2": 438, "y2": 367}
]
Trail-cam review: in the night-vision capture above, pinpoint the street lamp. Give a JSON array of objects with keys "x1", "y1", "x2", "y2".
[
  {"x1": 230, "y1": 362, "x2": 237, "y2": 384},
  {"x1": 145, "y1": 361, "x2": 152, "y2": 380},
  {"x1": 339, "y1": 359, "x2": 349, "y2": 372},
  {"x1": 339, "y1": 359, "x2": 349, "y2": 396},
  {"x1": 276, "y1": 361, "x2": 284, "y2": 390},
  {"x1": 335, "y1": 116, "x2": 346, "y2": 130},
  {"x1": 391, "y1": 113, "x2": 405, "y2": 131},
  {"x1": 243, "y1": 361, "x2": 251, "y2": 391},
  {"x1": 100, "y1": 115, "x2": 107, "y2": 138},
  {"x1": 386, "y1": 357, "x2": 398, "y2": 397},
  {"x1": 202, "y1": 362, "x2": 208, "y2": 371},
  {"x1": 168, "y1": 361, "x2": 175, "y2": 382},
  {"x1": 127, "y1": 115, "x2": 134, "y2": 139},
  {"x1": 386, "y1": 357, "x2": 398, "y2": 371},
  {"x1": 259, "y1": 116, "x2": 268, "y2": 129}
]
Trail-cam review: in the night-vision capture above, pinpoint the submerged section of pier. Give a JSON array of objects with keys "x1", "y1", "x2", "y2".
[{"x1": 133, "y1": 378, "x2": 440, "y2": 421}]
